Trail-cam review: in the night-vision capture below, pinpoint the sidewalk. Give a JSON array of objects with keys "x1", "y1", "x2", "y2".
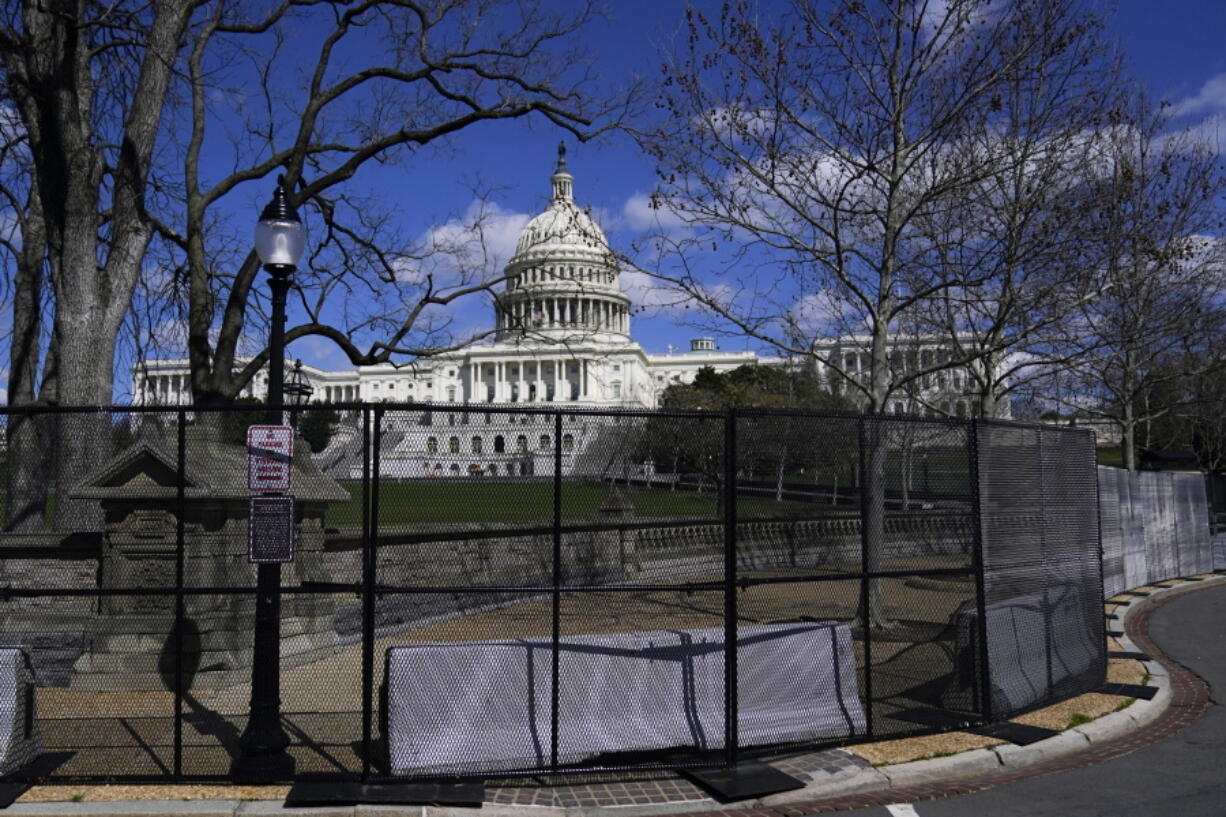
[{"x1": 5, "y1": 575, "x2": 1216, "y2": 817}]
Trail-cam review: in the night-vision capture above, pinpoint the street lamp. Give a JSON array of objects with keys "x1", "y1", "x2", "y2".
[
  {"x1": 283, "y1": 359, "x2": 314, "y2": 430},
  {"x1": 233, "y1": 177, "x2": 305, "y2": 781}
]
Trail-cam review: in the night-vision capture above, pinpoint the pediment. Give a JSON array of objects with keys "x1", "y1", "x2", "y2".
[{"x1": 71, "y1": 442, "x2": 205, "y2": 498}]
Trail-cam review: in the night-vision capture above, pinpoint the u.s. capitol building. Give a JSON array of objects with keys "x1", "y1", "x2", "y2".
[
  {"x1": 136, "y1": 147, "x2": 761, "y2": 413},
  {"x1": 134, "y1": 147, "x2": 1000, "y2": 477}
]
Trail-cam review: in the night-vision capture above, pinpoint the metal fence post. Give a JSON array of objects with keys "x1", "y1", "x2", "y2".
[
  {"x1": 968, "y1": 419, "x2": 993, "y2": 722},
  {"x1": 551, "y1": 410, "x2": 563, "y2": 771},
  {"x1": 723, "y1": 408, "x2": 738, "y2": 767},
  {"x1": 174, "y1": 408, "x2": 186, "y2": 779},
  {"x1": 361, "y1": 406, "x2": 376, "y2": 779},
  {"x1": 857, "y1": 415, "x2": 873, "y2": 739}
]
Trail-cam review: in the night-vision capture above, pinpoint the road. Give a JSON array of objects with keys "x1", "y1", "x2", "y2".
[{"x1": 820, "y1": 582, "x2": 1226, "y2": 817}]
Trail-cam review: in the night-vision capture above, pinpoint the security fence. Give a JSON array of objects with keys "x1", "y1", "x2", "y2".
[
  {"x1": 0, "y1": 404, "x2": 1104, "y2": 783},
  {"x1": 1097, "y1": 467, "x2": 1215, "y2": 598}
]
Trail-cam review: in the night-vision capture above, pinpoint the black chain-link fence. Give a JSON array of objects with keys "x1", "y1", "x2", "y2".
[{"x1": 0, "y1": 404, "x2": 1104, "y2": 783}]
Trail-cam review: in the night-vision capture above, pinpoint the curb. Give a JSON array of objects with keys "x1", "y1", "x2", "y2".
[{"x1": 7, "y1": 575, "x2": 1218, "y2": 817}]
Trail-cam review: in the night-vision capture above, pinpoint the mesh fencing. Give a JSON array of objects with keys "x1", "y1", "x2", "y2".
[{"x1": 0, "y1": 404, "x2": 1114, "y2": 782}]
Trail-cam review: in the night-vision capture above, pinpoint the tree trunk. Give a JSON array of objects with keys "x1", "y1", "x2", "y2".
[{"x1": 4, "y1": 192, "x2": 51, "y2": 532}]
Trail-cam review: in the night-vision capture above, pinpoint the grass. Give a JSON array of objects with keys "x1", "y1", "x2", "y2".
[
  {"x1": 327, "y1": 480, "x2": 824, "y2": 526},
  {"x1": 1066, "y1": 712, "x2": 1093, "y2": 728}
]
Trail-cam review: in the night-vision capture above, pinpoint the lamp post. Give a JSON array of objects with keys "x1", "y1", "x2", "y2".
[
  {"x1": 283, "y1": 360, "x2": 314, "y2": 430},
  {"x1": 233, "y1": 177, "x2": 305, "y2": 780}
]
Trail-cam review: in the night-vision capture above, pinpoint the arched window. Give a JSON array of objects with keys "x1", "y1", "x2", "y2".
[
  {"x1": 539, "y1": 435, "x2": 551, "y2": 451},
  {"x1": 494, "y1": 435, "x2": 505, "y2": 453},
  {"x1": 426, "y1": 437, "x2": 438, "y2": 454},
  {"x1": 516, "y1": 435, "x2": 528, "y2": 453},
  {"x1": 449, "y1": 464, "x2": 460, "y2": 474},
  {"x1": 471, "y1": 436, "x2": 482, "y2": 454},
  {"x1": 448, "y1": 436, "x2": 459, "y2": 453},
  {"x1": 488, "y1": 463, "x2": 498, "y2": 476},
  {"x1": 508, "y1": 463, "x2": 517, "y2": 477},
  {"x1": 562, "y1": 434, "x2": 574, "y2": 452}
]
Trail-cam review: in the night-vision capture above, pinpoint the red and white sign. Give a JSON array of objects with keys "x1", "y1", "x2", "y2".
[{"x1": 247, "y1": 425, "x2": 294, "y2": 492}]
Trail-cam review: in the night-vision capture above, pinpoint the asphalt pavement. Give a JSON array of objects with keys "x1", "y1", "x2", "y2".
[{"x1": 818, "y1": 581, "x2": 1226, "y2": 817}]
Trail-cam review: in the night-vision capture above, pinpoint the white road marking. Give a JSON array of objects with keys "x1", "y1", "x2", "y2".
[{"x1": 886, "y1": 805, "x2": 921, "y2": 817}]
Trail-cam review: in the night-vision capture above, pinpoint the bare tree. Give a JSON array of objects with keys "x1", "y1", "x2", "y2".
[
  {"x1": 636, "y1": 0, "x2": 1114, "y2": 629},
  {"x1": 1, "y1": 1, "x2": 633, "y2": 529},
  {"x1": 912, "y1": 22, "x2": 1123, "y2": 419},
  {"x1": 1050, "y1": 102, "x2": 1226, "y2": 470}
]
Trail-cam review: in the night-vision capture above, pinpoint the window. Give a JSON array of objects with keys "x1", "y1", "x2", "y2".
[
  {"x1": 449, "y1": 464, "x2": 460, "y2": 474},
  {"x1": 448, "y1": 413, "x2": 456, "y2": 426},
  {"x1": 426, "y1": 437, "x2": 438, "y2": 454},
  {"x1": 539, "y1": 435, "x2": 551, "y2": 451},
  {"x1": 448, "y1": 436, "x2": 459, "y2": 454},
  {"x1": 494, "y1": 435, "x2": 505, "y2": 453},
  {"x1": 516, "y1": 435, "x2": 528, "y2": 453},
  {"x1": 447, "y1": 386, "x2": 456, "y2": 402},
  {"x1": 562, "y1": 434, "x2": 574, "y2": 452},
  {"x1": 611, "y1": 382, "x2": 622, "y2": 399},
  {"x1": 488, "y1": 464, "x2": 499, "y2": 476},
  {"x1": 472, "y1": 436, "x2": 482, "y2": 454}
]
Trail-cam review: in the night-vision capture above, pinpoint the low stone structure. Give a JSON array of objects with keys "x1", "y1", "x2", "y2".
[
  {"x1": 0, "y1": 648, "x2": 42, "y2": 776},
  {"x1": 1, "y1": 423, "x2": 349, "y2": 692}
]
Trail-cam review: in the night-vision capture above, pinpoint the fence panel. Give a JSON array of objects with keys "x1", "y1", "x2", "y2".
[
  {"x1": 0, "y1": 404, "x2": 1113, "y2": 784},
  {"x1": 975, "y1": 424, "x2": 1104, "y2": 718}
]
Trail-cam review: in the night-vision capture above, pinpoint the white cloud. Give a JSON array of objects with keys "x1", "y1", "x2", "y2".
[
  {"x1": 621, "y1": 192, "x2": 690, "y2": 236},
  {"x1": 620, "y1": 266, "x2": 691, "y2": 314},
  {"x1": 1171, "y1": 73, "x2": 1226, "y2": 120},
  {"x1": 402, "y1": 199, "x2": 530, "y2": 287}
]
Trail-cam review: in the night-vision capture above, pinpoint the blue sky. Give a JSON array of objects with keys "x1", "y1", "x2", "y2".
[
  {"x1": 9, "y1": 1, "x2": 1222, "y2": 399},
  {"x1": 277, "y1": 0, "x2": 1226, "y2": 374}
]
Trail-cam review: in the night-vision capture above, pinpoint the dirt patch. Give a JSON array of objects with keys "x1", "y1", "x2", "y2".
[{"x1": 18, "y1": 785, "x2": 288, "y2": 803}]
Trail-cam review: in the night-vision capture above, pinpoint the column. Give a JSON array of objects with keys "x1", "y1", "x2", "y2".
[{"x1": 582, "y1": 360, "x2": 589, "y2": 398}]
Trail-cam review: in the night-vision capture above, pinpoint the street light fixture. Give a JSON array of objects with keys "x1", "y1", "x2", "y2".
[
  {"x1": 283, "y1": 359, "x2": 314, "y2": 430},
  {"x1": 233, "y1": 177, "x2": 305, "y2": 781}
]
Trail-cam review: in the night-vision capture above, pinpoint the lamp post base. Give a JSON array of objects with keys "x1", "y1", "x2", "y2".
[{"x1": 230, "y1": 751, "x2": 295, "y2": 782}]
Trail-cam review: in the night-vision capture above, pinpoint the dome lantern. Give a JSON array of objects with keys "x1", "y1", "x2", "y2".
[{"x1": 551, "y1": 141, "x2": 573, "y2": 203}]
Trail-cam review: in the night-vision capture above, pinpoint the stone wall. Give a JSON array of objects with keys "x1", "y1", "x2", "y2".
[{"x1": 326, "y1": 510, "x2": 976, "y2": 640}]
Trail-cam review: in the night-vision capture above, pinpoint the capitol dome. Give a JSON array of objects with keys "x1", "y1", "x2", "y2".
[
  {"x1": 514, "y1": 200, "x2": 609, "y2": 257},
  {"x1": 512, "y1": 147, "x2": 610, "y2": 258},
  {"x1": 495, "y1": 144, "x2": 631, "y2": 342}
]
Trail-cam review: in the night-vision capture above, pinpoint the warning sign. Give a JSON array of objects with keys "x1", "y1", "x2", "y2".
[{"x1": 247, "y1": 425, "x2": 294, "y2": 492}]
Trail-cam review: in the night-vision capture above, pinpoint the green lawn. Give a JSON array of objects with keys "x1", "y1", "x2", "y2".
[{"x1": 327, "y1": 480, "x2": 822, "y2": 527}]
